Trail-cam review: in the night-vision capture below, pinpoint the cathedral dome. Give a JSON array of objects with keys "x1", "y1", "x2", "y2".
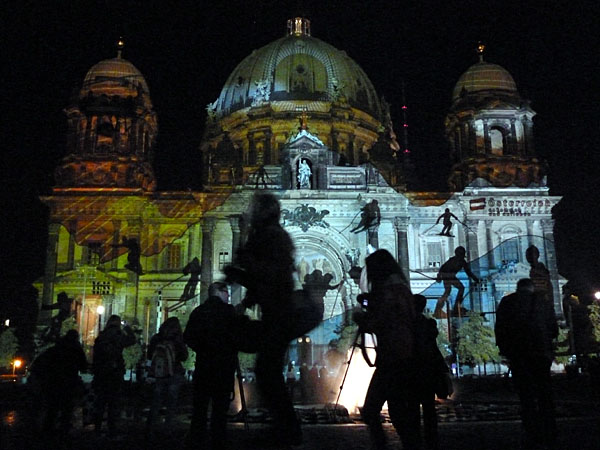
[
  {"x1": 80, "y1": 50, "x2": 152, "y2": 108},
  {"x1": 452, "y1": 61, "x2": 518, "y2": 101},
  {"x1": 213, "y1": 20, "x2": 382, "y2": 118}
]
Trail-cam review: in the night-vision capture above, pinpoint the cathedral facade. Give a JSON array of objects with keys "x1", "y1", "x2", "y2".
[{"x1": 38, "y1": 19, "x2": 563, "y2": 354}]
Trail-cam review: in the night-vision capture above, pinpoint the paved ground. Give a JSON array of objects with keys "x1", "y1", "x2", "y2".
[{"x1": 1, "y1": 373, "x2": 599, "y2": 449}]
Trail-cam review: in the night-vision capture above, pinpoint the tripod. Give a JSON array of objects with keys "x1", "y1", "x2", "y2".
[{"x1": 333, "y1": 329, "x2": 377, "y2": 418}]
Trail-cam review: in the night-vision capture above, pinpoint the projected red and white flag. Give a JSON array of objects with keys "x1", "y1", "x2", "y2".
[{"x1": 469, "y1": 198, "x2": 486, "y2": 210}]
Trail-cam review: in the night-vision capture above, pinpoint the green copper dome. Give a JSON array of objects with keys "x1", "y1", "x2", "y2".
[{"x1": 213, "y1": 23, "x2": 382, "y2": 119}]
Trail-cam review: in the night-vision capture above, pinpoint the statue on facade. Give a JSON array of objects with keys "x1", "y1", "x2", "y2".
[
  {"x1": 436, "y1": 208, "x2": 459, "y2": 237},
  {"x1": 298, "y1": 159, "x2": 312, "y2": 189},
  {"x1": 252, "y1": 78, "x2": 271, "y2": 107},
  {"x1": 350, "y1": 200, "x2": 381, "y2": 233}
]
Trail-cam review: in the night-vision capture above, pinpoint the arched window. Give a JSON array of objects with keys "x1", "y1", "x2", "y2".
[{"x1": 490, "y1": 127, "x2": 505, "y2": 156}]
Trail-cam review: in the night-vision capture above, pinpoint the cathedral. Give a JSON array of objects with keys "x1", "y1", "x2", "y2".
[{"x1": 37, "y1": 18, "x2": 563, "y2": 358}]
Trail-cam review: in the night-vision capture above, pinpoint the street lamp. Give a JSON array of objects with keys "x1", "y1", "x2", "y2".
[
  {"x1": 12, "y1": 359, "x2": 22, "y2": 376},
  {"x1": 97, "y1": 305, "x2": 105, "y2": 335},
  {"x1": 594, "y1": 291, "x2": 600, "y2": 301}
]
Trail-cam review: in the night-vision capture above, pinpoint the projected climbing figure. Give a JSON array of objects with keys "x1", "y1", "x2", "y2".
[
  {"x1": 434, "y1": 246, "x2": 480, "y2": 318},
  {"x1": 436, "y1": 208, "x2": 459, "y2": 237},
  {"x1": 118, "y1": 237, "x2": 143, "y2": 275},
  {"x1": 180, "y1": 257, "x2": 201, "y2": 301},
  {"x1": 350, "y1": 200, "x2": 381, "y2": 233}
]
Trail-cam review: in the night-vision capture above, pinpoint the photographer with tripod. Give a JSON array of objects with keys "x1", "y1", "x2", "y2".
[{"x1": 353, "y1": 250, "x2": 421, "y2": 450}]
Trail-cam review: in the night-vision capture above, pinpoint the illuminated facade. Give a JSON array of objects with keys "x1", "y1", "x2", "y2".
[{"x1": 38, "y1": 19, "x2": 563, "y2": 353}]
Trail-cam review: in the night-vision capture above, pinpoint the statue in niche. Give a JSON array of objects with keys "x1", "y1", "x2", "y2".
[{"x1": 298, "y1": 159, "x2": 312, "y2": 189}]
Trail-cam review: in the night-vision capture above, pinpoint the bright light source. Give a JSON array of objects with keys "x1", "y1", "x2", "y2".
[
  {"x1": 594, "y1": 291, "x2": 600, "y2": 301},
  {"x1": 4, "y1": 319, "x2": 9, "y2": 327},
  {"x1": 13, "y1": 359, "x2": 22, "y2": 369},
  {"x1": 97, "y1": 305, "x2": 105, "y2": 315}
]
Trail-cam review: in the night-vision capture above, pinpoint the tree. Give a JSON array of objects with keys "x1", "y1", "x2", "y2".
[
  {"x1": 123, "y1": 342, "x2": 143, "y2": 381},
  {"x1": 0, "y1": 328, "x2": 19, "y2": 370},
  {"x1": 456, "y1": 314, "x2": 500, "y2": 375},
  {"x1": 588, "y1": 302, "x2": 600, "y2": 345}
]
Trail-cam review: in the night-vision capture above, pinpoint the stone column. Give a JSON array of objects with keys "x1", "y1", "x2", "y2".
[
  {"x1": 485, "y1": 219, "x2": 495, "y2": 271},
  {"x1": 229, "y1": 216, "x2": 242, "y2": 305},
  {"x1": 510, "y1": 119, "x2": 518, "y2": 155},
  {"x1": 200, "y1": 217, "x2": 216, "y2": 301},
  {"x1": 42, "y1": 222, "x2": 61, "y2": 319},
  {"x1": 67, "y1": 220, "x2": 76, "y2": 270},
  {"x1": 394, "y1": 217, "x2": 411, "y2": 283},
  {"x1": 526, "y1": 219, "x2": 535, "y2": 248},
  {"x1": 483, "y1": 120, "x2": 491, "y2": 154},
  {"x1": 465, "y1": 220, "x2": 479, "y2": 262},
  {"x1": 541, "y1": 219, "x2": 561, "y2": 314}
]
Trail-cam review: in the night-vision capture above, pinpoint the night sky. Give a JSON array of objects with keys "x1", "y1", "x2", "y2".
[{"x1": 2, "y1": 1, "x2": 599, "y2": 304}]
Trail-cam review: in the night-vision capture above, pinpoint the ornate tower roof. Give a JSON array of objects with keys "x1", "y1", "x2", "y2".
[
  {"x1": 55, "y1": 40, "x2": 157, "y2": 192},
  {"x1": 445, "y1": 44, "x2": 544, "y2": 191}
]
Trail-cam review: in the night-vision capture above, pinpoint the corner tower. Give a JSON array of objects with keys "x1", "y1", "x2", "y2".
[
  {"x1": 55, "y1": 40, "x2": 157, "y2": 192},
  {"x1": 445, "y1": 44, "x2": 544, "y2": 191}
]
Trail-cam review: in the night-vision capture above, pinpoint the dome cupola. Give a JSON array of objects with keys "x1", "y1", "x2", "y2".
[
  {"x1": 55, "y1": 39, "x2": 157, "y2": 192},
  {"x1": 445, "y1": 44, "x2": 543, "y2": 190}
]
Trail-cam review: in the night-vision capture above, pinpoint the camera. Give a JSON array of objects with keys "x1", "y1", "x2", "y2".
[{"x1": 357, "y1": 293, "x2": 370, "y2": 308}]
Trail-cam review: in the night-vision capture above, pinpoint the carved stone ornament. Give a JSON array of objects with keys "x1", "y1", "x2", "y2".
[{"x1": 281, "y1": 204, "x2": 330, "y2": 232}]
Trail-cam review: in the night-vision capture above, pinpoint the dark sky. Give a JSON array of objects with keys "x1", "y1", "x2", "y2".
[{"x1": 2, "y1": 0, "x2": 599, "y2": 300}]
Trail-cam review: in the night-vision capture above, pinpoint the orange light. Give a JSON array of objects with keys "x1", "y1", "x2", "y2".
[{"x1": 13, "y1": 359, "x2": 22, "y2": 369}]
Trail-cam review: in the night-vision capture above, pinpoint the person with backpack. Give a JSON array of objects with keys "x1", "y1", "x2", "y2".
[
  {"x1": 184, "y1": 282, "x2": 249, "y2": 450},
  {"x1": 92, "y1": 315, "x2": 136, "y2": 437},
  {"x1": 146, "y1": 317, "x2": 188, "y2": 431}
]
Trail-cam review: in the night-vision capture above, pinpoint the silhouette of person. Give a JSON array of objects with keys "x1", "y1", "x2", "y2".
[
  {"x1": 413, "y1": 294, "x2": 449, "y2": 450},
  {"x1": 286, "y1": 362, "x2": 297, "y2": 400},
  {"x1": 526, "y1": 245, "x2": 553, "y2": 306},
  {"x1": 225, "y1": 192, "x2": 303, "y2": 446},
  {"x1": 350, "y1": 199, "x2": 381, "y2": 233},
  {"x1": 495, "y1": 278, "x2": 558, "y2": 450},
  {"x1": 30, "y1": 329, "x2": 87, "y2": 442},
  {"x1": 92, "y1": 315, "x2": 136, "y2": 437},
  {"x1": 184, "y1": 282, "x2": 248, "y2": 450},
  {"x1": 146, "y1": 317, "x2": 188, "y2": 431},
  {"x1": 180, "y1": 257, "x2": 201, "y2": 301},
  {"x1": 353, "y1": 249, "x2": 421, "y2": 450},
  {"x1": 434, "y1": 246, "x2": 480, "y2": 318},
  {"x1": 41, "y1": 292, "x2": 73, "y2": 343},
  {"x1": 436, "y1": 208, "x2": 458, "y2": 236}
]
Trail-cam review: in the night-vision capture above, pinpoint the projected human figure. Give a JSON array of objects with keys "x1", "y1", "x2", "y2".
[
  {"x1": 180, "y1": 257, "x2": 201, "y2": 301},
  {"x1": 350, "y1": 200, "x2": 381, "y2": 233},
  {"x1": 434, "y1": 246, "x2": 480, "y2": 318},
  {"x1": 119, "y1": 237, "x2": 143, "y2": 275},
  {"x1": 436, "y1": 208, "x2": 459, "y2": 237},
  {"x1": 298, "y1": 159, "x2": 311, "y2": 189}
]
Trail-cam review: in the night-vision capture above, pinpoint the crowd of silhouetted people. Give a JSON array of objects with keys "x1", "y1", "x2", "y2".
[{"x1": 23, "y1": 193, "x2": 575, "y2": 450}]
